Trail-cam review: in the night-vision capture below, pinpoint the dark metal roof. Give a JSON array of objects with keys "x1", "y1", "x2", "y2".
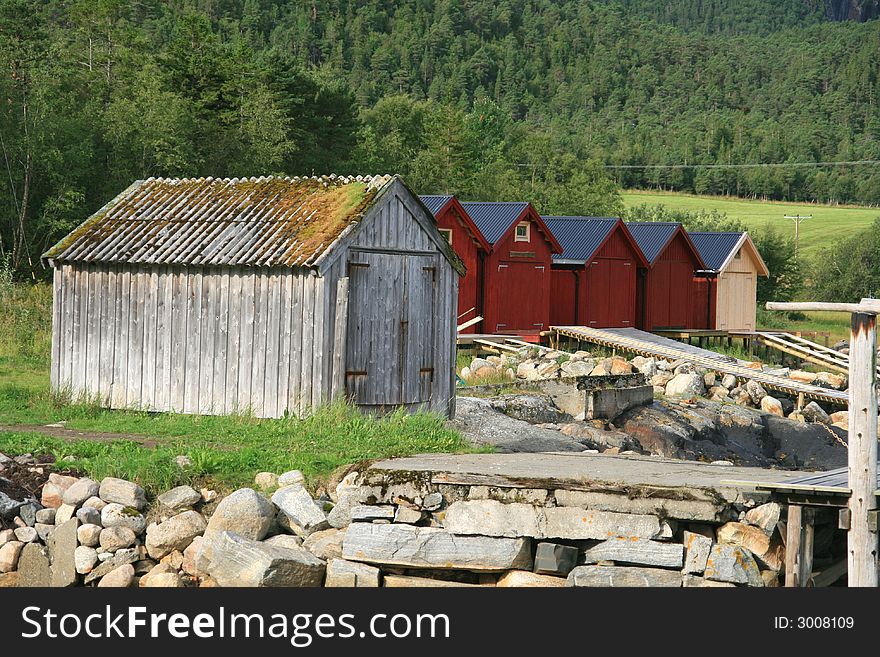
[
  {"x1": 542, "y1": 216, "x2": 619, "y2": 263},
  {"x1": 43, "y1": 175, "x2": 393, "y2": 268},
  {"x1": 419, "y1": 195, "x2": 454, "y2": 215},
  {"x1": 459, "y1": 202, "x2": 529, "y2": 244},
  {"x1": 624, "y1": 222, "x2": 680, "y2": 265},
  {"x1": 688, "y1": 232, "x2": 745, "y2": 271}
]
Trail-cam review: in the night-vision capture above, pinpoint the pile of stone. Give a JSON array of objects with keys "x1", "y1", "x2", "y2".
[
  {"x1": 326, "y1": 468, "x2": 788, "y2": 587},
  {"x1": 460, "y1": 349, "x2": 848, "y2": 427},
  {"x1": 0, "y1": 468, "x2": 215, "y2": 588},
  {"x1": 0, "y1": 458, "x2": 793, "y2": 588}
]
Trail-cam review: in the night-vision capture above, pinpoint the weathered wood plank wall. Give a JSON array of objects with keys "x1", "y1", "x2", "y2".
[{"x1": 53, "y1": 263, "x2": 327, "y2": 418}]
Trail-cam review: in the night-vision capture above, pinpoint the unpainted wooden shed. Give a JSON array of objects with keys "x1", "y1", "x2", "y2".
[
  {"x1": 43, "y1": 175, "x2": 463, "y2": 419},
  {"x1": 689, "y1": 231, "x2": 769, "y2": 332}
]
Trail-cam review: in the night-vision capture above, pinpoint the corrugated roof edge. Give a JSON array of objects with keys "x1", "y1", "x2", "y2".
[
  {"x1": 42, "y1": 173, "x2": 395, "y2": 266},
  {"x1": 626, "y1": 221, "x2": 707, "y2": 269}
]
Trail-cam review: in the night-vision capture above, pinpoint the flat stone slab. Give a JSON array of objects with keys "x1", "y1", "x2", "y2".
[
  {"x1": 367, "y1": 453, "x2": 805, "y2": 503},
  {"x1": 567, "y1": 565, "x2": 682, "y2": 588},
  {"x1": 443, "y1": 500, "x2": 669, "y2": 540},
  {"x1": 343, "y1": 523, "x2": 532, "y2": 571},
  {"x1": 582, "y1": 538, "x2": 684, "y2": 569}
]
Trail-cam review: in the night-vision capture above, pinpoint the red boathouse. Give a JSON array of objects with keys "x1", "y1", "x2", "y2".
[
  {"x1": 625, "y1": 222, "x2": 706, "y2": 331},
  {"x1": 457, "y1": 202, "x2": 562, "y2": 335},
  {"x1": 420, "y1": 195, "x2": 490, "y2": 327},
  {"x1": 544, "y1": 217, "x2": 648, "y2": 328}
]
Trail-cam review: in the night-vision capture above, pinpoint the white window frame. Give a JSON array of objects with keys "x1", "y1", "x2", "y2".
[
  {"x1": 439, "y1": 228, "x2": 453, "y2": 244},
  {"x1": 514, "y1": 222, "x2": 530, "y2": 242}
]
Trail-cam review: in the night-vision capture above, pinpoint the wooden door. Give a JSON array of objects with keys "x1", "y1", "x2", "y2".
[
  {"x1": 494, "y1": 262, "x2": 547, "y2": 331},
  {"x1": 344, "y1": 251, "x2": 436, "y2": 406},
  {"x1": 586, "y1": 259, "x2": 634, "y2": 327}
]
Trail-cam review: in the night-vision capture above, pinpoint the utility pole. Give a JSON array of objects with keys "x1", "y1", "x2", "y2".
[
  {"x1": 783, "y1": 214, "x2": 812, "y2": 259},
  {"x1": 767, "y1": 298, "x2": 880, "y2": 587}
]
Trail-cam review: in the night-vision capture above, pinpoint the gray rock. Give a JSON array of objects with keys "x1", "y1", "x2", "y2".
[
  {"x1": 76, "y1": 506, "x2": 101, "y2": 526},
  {"x1": 14, "y1": 526, "x2": 38, "y2": 543},
  {"x1": 745, "y1": 502, "x2": 781, "y2": 536},
  {"x1": 83, "y1": 548, "x2": 140, "y2": 584},
  {"x1": 74, "y1": 546, "x2": 99, "y2": 574},
  {"x1": 533, "y1": 542, "x2": 579, "y2": 576},
  {"x1": 720, "y1": 374, "x2": 738, "y2": 389},
  {"x1": 98, "y1": 563, "x2": 135, "y2": 588},
  {"x1": 82, "y1": 496, "x2": 107, "y2": 511},
  {"x1": 99, "y1": 477, "x2": 147, "y2": 510},
  {"x1": 18, "y1": 502, "x2": 40, "y2": 527},
  {"x1": 35, "y1": 508, "x2": 56, "y2": 525},
  {"x1": 157, "y1": 485, "x2": 201, "y2": 510},
  {"x1": 48, "y1": 517, "x2": 79, "y2": 587},
  {"x1": 350, "y1": 505, "x2": 396, "y2": 522},
  {"x1": 582, "y1": 538, "x2": 684, "y2": 569},
  {"x1": 204, "y1": 488, "x2": 274, "y2": 541},
  {"x1": 206, "y1": 531, "x2": 325, "y2": 587},
  {"x1": 100, "y1": 527, "x2": 137, "y2": 552},
  {"x1": 101, "y1": 503, "x2": 147, "y2": 534},
  {"x1": 62, "y1": 478, "x2": 100, "y2": 507},
  {"x1": 665, "y1": 372, "x2": 705, "y2": 398},
  {"x1": 704, "y1": 544, "x2": 763, "y2": 586},
  {"x1": 0, "y1": 491, "x2": 24, "y2": 519},
  {"x1": 302, "y1": 528, "x2": 346, "y2": 561},
  {"x1": 327, "y1": 490, "x2": 359, "y2": 528},
  {"x1": 145, "y1": 510, "x2": 207, "y2": 559},
  {"x1": 567, "y1": 565, "x2": 682, "y2": 587},
  {"x1": 16, "y1": 543, "x2": 51, "y2": 586},
  {"x1": 422, "y1": 492, "x2": 443, "y2": 511},
  {"x1": 34, "y1": 523, "x2": 53, "y2": 542},
  {"x1": 263, "y1": 534, "x2": 303, "y2": 550},
  {"x1": 342, "y1": 523, "x2": 532, "y2": 571},
  {"x1": 77, "y1": 523, "x2": 102, "y2": 547},
  {"x1": 682, "y1": 531, "x2": 713, "y2": 574},
  {"x1": 278, "y1": 470, "x2": 305, "y2": 487},
  {"x1": 325, "y1": 558, "x2": 380, "y2": 587},
  {"x1": 745, "y1": 380, "x2": 767, "y2": 405},
  {"x1": 802, "y1": 401, "x2": 830, "y2": 424},
  {"x1": 272, "y1": 485, "x2": 329, "y2": 536},
  {"x1": 394, "y1": 506, "x2": 424, "y2": 524},
  {"x1": 683, "y1": 574, "x2": 736, "y2": 588}
]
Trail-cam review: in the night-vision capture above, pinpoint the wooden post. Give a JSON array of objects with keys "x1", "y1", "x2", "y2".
[
  {"x1": 785, "y1": 505, "x2": 815, "y2": 587},
  {"x1": 848, "y1": 312, "x2": 878, "y2": 587}
]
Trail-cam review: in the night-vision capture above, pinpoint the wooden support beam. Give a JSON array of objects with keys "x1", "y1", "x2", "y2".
[
  {"x1": 785, "y1": 505, "x2": 815, "y2": 587},
  {"x1": 847, "y1": 312, "x2": 879, "y2": 587}
]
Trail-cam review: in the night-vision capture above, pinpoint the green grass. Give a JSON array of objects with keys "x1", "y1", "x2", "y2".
[
  {"x1": 757, "y1": 308, "x2": 851, "y2": 343},
  {"x1": 622, "y1": 189, "x2": 880, "y2": 259},
  {"x1": 0, "y1": 282, "x2": 477, "y2": 494}
]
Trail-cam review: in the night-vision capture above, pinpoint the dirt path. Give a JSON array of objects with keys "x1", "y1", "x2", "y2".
[{"x1": 0, "y1": 424, "x2": 164, "y2": 448}]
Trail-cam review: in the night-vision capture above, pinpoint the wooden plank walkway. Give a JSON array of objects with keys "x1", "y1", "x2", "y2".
[{"x1": 551, "y1": 326, "x2": 848, "y2": 407}]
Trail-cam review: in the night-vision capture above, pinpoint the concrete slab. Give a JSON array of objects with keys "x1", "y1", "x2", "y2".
[{"x1": 368, "y1": 452, "x2": 807, "y2": 501}]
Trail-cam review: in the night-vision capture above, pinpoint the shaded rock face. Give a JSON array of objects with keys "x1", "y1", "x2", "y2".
[
  {"x1": 489, "y1": 394, "x2": 572, "y2": 425},
  {"x1": 451, "y1": 397, "x2": 598, "y2": 453},
  {"x1": 618, "y1": 399, "x2": 847, "y2": 469}
]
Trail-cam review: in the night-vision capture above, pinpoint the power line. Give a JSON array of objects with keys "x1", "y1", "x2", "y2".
[{"x1": 601, "y1": 159, "x2": 880, "y2": 170}]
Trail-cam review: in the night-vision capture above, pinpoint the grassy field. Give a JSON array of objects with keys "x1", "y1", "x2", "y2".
[
  {"x1": 622, "y1": 190, "x2": 880, "y2": 259},
  {"x1": 0, "y1": 282, "x2": 474, "y2": 494}
]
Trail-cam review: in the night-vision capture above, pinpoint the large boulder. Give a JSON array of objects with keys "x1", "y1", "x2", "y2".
[
  {"x1": 206, "y1": 531, "x2": 325, "y2": 587},
  {"x1": 204, "y1": 488, "x2": 274, "y2": 541},
  {"x1": 146, "y1": 510, "x2": 207, "y2": 559},
  {"x1": 664, "y1": 372, "x2": 705, "y2": 398},
  {"x1": 41, "y1": 473, "x2": 78, "y2": 509},
  {"x1": 48, "y1": 517, "x2": 79, "y2": 587},
  {"x1": 272, "y1": 485, "x2": 329, "y2": 537}
]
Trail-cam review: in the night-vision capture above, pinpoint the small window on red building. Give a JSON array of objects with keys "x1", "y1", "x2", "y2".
[
  {"x1": 514, "y1": 222, "x2": 530, "y2": 242},
  {"x1": 439, "y1": 228, "x2": 452, "y2": 244}
]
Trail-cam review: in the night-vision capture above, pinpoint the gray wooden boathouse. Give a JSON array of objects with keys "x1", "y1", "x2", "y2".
[{"x1": 42, "y1": 174, "x2": 463, "y2": 418}]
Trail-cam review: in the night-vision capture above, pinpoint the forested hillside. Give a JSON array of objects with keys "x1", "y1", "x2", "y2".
[{"x1": 2, "y1": 0, "x2": 879, "y2": 277}]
